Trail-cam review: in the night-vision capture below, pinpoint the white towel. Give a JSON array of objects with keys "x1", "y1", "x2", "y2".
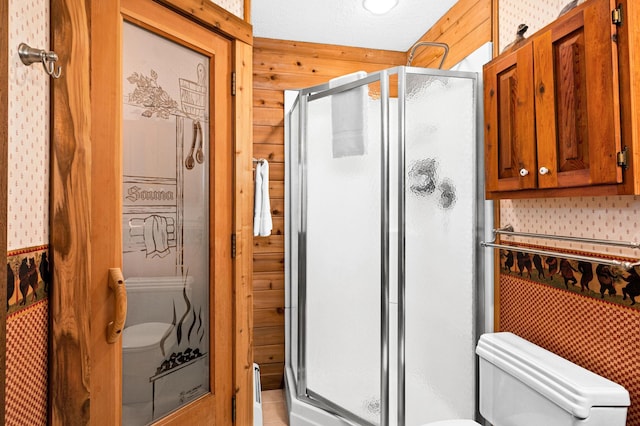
[
  {"x1": 253, "y1": 160, "x2": 273, "y2": 237},
  {"x1": 329, "y1": 71, "x2": 368, "y2": 158},
  {"x1": 143, "y1": 215, "x2": 170, "y2": 258}
]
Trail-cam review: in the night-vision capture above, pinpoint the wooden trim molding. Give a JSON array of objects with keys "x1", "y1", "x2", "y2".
[
  {"x1": 244, "y1": 0, "x2": 251, "y2": 23},
  {"x1": 154, "y1": 0, "x2": 253, "y2": 45},
  {"x1": 0, "y1": 0, "x2": 8, "y2": 421},
  {"x1": 50, "y1": 0, "x2": 93, "y2": 423},
  {"x1": 89, "y1": 0, "x2": 123, "y2": 423},
  {"x1": 233, "y1": 39, "x2": 255, "y2": 426}
]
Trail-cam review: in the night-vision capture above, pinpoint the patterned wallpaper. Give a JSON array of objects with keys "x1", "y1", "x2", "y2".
[
  {"x1": 209, "y1": 0, "x2": 244, "y2": 19},
  {"x1": 500, "y1": 196, "x2": 640, "y2": 259},
  {"x1": 498, "y1": 0, "x2": 568, "y2": 51},
  {"x1": 497, "y1": 0, "x2": 638, "y2": 260},
  {"x1": 7, "y1": 1, "x2": 50, "y2": 425},
  {"x1": 7, "y1": 0, "x2": 50, "y2": 251},
  {"x1": 496, "y1": 2, "x2": 640, "y2": 422}
]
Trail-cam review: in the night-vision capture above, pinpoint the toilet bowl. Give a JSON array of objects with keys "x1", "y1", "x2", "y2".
[
  {"x1": 121, "y1": 275, "x2": 193, "y2": 423},
  {"x1": 122, "y1": 322, "x2": 177, "y2": 405},
  {"x1": 424, "y1": 332, "x2": 629, "y2": 426}
]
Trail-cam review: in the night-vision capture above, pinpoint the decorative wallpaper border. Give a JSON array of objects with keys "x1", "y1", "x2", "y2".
[
  {"x1": 7, "y1": 245, "x2": 50, "y2": 314},
  {"x1": 499, "y1": 242, "x2": 640, "y2": 311}
]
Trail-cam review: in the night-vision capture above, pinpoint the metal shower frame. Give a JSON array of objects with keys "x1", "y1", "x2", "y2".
[{"x1": 286, "y1": 65, "x2": 486, "y2": 426}]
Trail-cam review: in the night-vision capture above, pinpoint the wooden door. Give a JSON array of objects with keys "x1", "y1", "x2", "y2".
[
  {"x1": 534, "y1": 0, "x2": 622, "y2": 189},
  {"x1": 484, "y1": 41, "x2": 537, "y2": 193},
  {"x1": 50, "y1": 0, "x2": 253, "y2": 424}
]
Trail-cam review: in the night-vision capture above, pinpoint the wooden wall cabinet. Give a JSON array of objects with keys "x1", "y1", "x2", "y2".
[
  {"x1": 484, "y1": 42, "x2": 536, "y2": 192},
  {"x1": 484, "y1": 0, "x2": 624, "y2": 198}
]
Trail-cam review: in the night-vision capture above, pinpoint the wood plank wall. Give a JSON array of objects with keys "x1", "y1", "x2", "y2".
[
  {"x1": 406, "y1": 0, "x2": 492, "y2": 68},
  {"x1": 252, "y1": 0, "x2": 493, "y2": 391},
  {"x1": 252, "y1": 38, "x2": 405, "y2": 389}
]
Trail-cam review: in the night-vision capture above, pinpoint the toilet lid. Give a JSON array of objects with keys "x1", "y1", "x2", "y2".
[
  {"x1": 122, "y1": 322, "x2": 173, "y2": 351},
  {"x1": 423, "y1": 420, "x2": 482, "y2": 426}
]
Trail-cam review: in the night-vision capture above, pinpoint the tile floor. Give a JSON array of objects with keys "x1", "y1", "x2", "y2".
[{"x1": 261, "y1": 389, "x2": 289, "y2": 425}]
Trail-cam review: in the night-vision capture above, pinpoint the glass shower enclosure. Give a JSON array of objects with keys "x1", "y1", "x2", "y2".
[{"x1": 285, "y1": 66, "x2": 485, "y2": 426}]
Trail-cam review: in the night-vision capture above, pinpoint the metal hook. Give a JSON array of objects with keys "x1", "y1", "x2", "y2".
[
  {"x1": 18, "y1": 43, "x2": 62, "y2": 79},
  {"x1": 43, "y1": 51, "x2": 62, "y2": 79}
]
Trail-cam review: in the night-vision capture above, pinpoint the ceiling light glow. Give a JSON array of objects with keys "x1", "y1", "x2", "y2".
[{"x1": 363, "y1": 0, "x2": 399, "y2": 15}]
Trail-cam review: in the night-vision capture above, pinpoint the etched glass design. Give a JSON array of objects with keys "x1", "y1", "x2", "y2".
[{"x1": 121, "y1": 21, "x2": 210, "y2": 425}]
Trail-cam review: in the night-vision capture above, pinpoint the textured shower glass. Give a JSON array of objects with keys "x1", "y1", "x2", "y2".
[
  {"x1": 403, "y1": 73, "x2": 476, "y2": 424},
  {"x1": 287, "y1": 67, "x2": 481, "y2": 426},
  {"x1": 305, "y1": 82, "x2": 382, "y2": 424}
]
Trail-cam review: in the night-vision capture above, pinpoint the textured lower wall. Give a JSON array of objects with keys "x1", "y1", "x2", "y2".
[
  {"x1": 5, "y1": 246, "x2": 49, "y2": 425},
  {"x1": 498, "y1": 197, "x2": 640, "y2": 426},
  {"x1": 500, "y1": 272, "x2": 640, "y2": 425},
  {"x1": 5, "y1": 301, "x2": 48, "y2": 426}
]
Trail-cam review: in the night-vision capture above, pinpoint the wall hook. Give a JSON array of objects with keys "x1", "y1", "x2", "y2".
[{"x1": 18, "y1": 43, "x2": 62, "y2": 79}]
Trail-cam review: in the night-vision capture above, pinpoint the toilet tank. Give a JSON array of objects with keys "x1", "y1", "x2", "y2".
[
  {"x1": 476, "y1": 332, "x2": 629, "y2": 426},
  {"x1": 125, "y1": 275, "x2": 194, "y2": 327}
]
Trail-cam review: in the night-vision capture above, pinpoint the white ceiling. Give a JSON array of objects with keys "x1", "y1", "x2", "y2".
[{"x1": 251, "y1": 0, "x2": 459, "y2": 52}]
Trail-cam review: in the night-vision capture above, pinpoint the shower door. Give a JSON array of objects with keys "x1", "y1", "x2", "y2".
[
  {"x1": 399, "y1": 68, "x2": 478, "y2": 425},
  {"x1": 296, "y1": 73, "x2": 390, "y2": 426},
  {"x1": 288, "y1": 67, "x2": 481, "y2": 426}
]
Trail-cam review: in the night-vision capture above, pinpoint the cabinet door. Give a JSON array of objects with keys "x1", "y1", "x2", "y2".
[
  {"x1": 534, "y1": 0, "x2": 622, "y2": 188},
  {"x1": 484, "y1": 42, "x2": 537, "y2": 193}
]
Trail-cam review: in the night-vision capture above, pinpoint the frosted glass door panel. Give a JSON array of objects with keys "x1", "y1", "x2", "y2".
[
  {"x1": 403, "y1": 74, "x2": 476, "y2": 425},
  {"x1": 305, "y1": 83, "x2": 382, "y2": 425},
  {"x1": 122, "y1": 22, "x2": 210, "y2": 425}
]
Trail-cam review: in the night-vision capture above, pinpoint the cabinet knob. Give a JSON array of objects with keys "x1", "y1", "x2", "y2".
[
  {"x1": 539, "y1": 167, "x2": 550, "y2": 175},
  {"x1": 519, "y1": 168, "x2": 529, "y2": 177}
]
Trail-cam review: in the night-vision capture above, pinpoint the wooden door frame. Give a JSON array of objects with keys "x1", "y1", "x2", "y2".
[{"x1": 49, "y1": 0, "x2": 253, "y2": 424}]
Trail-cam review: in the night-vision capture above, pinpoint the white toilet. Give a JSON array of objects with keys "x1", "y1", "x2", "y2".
[
  {"x1": 122, "y1": 276, "x2": 193, "y2": 423},
  {"x1": 425, "y1": 332, "x2": 630, "y2": 426}
]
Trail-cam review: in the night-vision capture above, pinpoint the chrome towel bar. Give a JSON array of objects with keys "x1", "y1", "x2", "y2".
[
  {"x1": 489, "y1": 224, "x2": 640, "y2": 249},
  {"x1": 481, "y1": 225, "x2": 640, "y2": 270}
]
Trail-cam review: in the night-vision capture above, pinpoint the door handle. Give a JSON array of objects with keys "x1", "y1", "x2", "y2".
[{"x1": 107, "y1": 268, "x2": 128, "y2": 344}]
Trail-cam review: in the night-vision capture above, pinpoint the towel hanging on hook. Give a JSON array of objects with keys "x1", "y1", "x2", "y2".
[
  {"x1": 252, "y1": 157, "x2": 265, "y2": 171},
  {"x1": 254, "y1": 159, "x2": 272, "y2": 237},
  {"x1": 18, "y1": 43, "x2": 62, "y2": 79}
]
